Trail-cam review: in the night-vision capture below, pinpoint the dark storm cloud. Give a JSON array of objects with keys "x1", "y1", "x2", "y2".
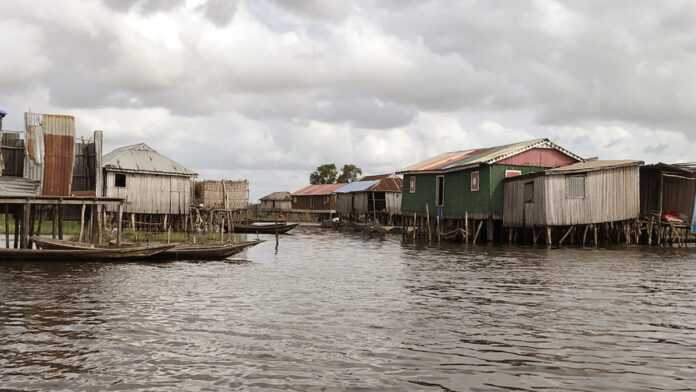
[{"x1": 3, "y1": 0, "x2": 696, "y2": 198}]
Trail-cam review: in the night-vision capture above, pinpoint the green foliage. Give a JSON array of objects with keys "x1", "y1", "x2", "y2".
[
  {"x1": 310, "y1": 163, "x2": 338, "y2": 184},
  {"x1": 337, "y1": 164, "x2": 363, "y2": 183}
]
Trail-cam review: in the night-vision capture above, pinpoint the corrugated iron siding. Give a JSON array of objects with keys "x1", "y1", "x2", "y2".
[
  {"x1": 41, "y1": 114, "x2": 75, "y2": 196},
  {"x1": 1, "y1": 132, "x2": 25, "y2": 177}
]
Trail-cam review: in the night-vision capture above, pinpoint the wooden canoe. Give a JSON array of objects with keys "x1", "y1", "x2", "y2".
[
  {"x1": 149, "y1": 240, "x2": 264, "y2": 261},
  {"x1": 231, "y1": 223, "x2": 298, "y2": 234},
  {"x1": 32, "y1": 236, "x2": 263, "y2": 261},
  {"x1": 2, "y1": 241, "x2": 174, "y2": 262}
]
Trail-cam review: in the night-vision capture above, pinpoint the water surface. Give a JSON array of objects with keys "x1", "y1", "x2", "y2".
[{"x1": 1, "y1": 227, "x2": 695, "y2": 391}]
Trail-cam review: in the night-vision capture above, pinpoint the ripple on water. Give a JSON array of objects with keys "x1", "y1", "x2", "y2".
[{"x1": 1, "y1": 228, "x2": 696, "y2": 391}]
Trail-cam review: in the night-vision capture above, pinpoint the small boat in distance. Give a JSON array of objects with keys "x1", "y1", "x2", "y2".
[
  {"x1": 1, "y1": 242, "x2": 174, "y2": 262},
  {"x1": 31, "y1": 237, "x2": 263, "y2": 261},
  {"x1": 231, "y1": 222, "x2": 298, "y2": 234}
]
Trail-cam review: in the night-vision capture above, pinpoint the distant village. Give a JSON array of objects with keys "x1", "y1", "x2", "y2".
[{"x1": 1, "y1": 109, "x2": 695, "y2": 249}]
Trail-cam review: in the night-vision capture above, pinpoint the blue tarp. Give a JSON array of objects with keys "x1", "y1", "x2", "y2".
[{"x1": 334, "y1": 180, "x2": 379, "y2": 193}]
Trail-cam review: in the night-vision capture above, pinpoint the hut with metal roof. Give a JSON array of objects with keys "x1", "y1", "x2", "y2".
[
  {"x1": 503, "y1": 160, "x2": 642, "y2": 245},
  {"x1": 290, "y1": 183, "x2": 342, "y2": 221},
  {"x1": 335, "y1": 175, "x2": 403, "y2": 223},
  {"x1": 259, "y1": 192, "x2": 292, "y2": 212},
  {"x1": 639, "y1": 163, "x2": 696, "y2": 244},
  {"x1": 398, "y1": 138, "x2": 582, "y2": 242},
  {"x1": 102, "y1": 143, "x2": 196, "y2": 223}
]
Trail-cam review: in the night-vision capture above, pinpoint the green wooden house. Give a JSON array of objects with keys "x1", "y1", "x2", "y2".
[{"x1": 397, "y1": 138, "x2": 582, "y2": 240}]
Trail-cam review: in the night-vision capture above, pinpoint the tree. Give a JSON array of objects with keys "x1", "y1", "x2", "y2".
[
  {"x1": 310, "y1": 164, "x2": 338, "y2": 184},
  {"x1": 337, "y1": 164, "x2": 363, "y2": 183}
]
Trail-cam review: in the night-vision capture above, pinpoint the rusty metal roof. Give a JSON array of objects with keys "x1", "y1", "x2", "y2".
[
  {"x1": 398, "y1": 138, "x2": 582, "y2": 173},
  {"x1": 260, "y1": 191, "x2": 291, "y2": 201},
  {"x1": 360, "y1": 174, "x2": 391, "y2": 181},
  {"x1": 292, "y1": 183, "x2": 344, "y2": 196},
  {"x1": 103, "y1": 143, "x2": 197, "y2": 176},
  {"x1": 371, "y1": 177, "x2": 402, "y2": 192},
  {"x1": 546, "y1": 160, "x2": 643, "y2": 174}
]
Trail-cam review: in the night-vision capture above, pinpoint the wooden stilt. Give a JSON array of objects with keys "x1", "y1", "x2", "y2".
[
  {"x1": 79, "y1": 204, "x2": 86, "y2": 242},
  {"x1": 582, "y1": 225, "x2": 589, "y2": 247},
  {"x1": 546, "y1": 226, "x2": 552, "y2": 246},
  {"x1": 21, "y1": 204, "x2": 30, "y2": 249},
  {"x1": 52, "y1": 206, "x2": 57, "y2": 239},
  {"x1": 436, "y1": 216, "x2": 440, "y2": 244},
  {"x1": 117, "y1": 204, "x2": 123, "y2": 245},
  {"x1": 58, "y1": 204, "x2": 64, "y2": 240},
  {"x1": 464, "y1": 212, "x2": 469, "y2": 244},
  {"x1": 4, "y1": 204, "x2": 9, "y2": 249},
  {"x1": 559, "y1": 225, "x2": 574, "y2": 246},
  {"x1": 13, "y1": 212, "x2": 19, "y2": 248},
  {"x1": 473, "y1": 220, "x2": 484, "y2": 245}
]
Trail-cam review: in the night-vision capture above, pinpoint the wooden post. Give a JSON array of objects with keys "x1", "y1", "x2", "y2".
[
  {"x1": 58, "y1": 204, "x2": 64, "y2": 240},
  {"x1": 436, "y1": 216, "x2": 440, "y2": 243},
  {"x1": 52, "y1": 206, "x2": 57, "y2": 239},
  {"x1": 413, "y1": 213, "x2": 417, "y2": 242},
  {"x1": 117, "y1": 204, "x2": 123, "y2": 245},
  {"x1": 593, "y1": 225, "x2": 598, "y2": 247},
  {"x1": 425, "y1": 204, "x2": 431, "y2": 243},
  {"x1": 559, "y1": 225, "x2": 574, "y2": 246},
  {"x1": 464, "y1": 211, "x2": 468, "y2": 244},
  {"x1": 13, "y1": 212, "x2": 19, "y2": 248},
  {"x1": 79, "y1": 204, "x2": 86, "y2": 242},
  {"x1": 97, "y1": 205, "x2": 103, "y2": 245},
  {"x1": 21, "y1": 204, "x2": 30, "y2": 249},
  {"x1": 473, "y1": 220, "x2": 484, "y2": 245},
  {"x1": 4, "y1": 204, "x2": 9, "y2": 248},
  {"x1": 546, "y1": 226, "x2": 552, "y2": 246},
  {"x1": 34, "y1": 205, "x2": 43, "y2": 244}
]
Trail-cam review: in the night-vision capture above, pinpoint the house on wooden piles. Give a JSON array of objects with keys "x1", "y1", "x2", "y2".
[
  {"x1": 0, "y1": 111, "x2": 122, "y2": 248},
  {"x1": 290, "y1": 183, "x2": 343, "y2": 221},
  {"x1": 398, "y1": 138, "x2": 582, "y2": 242},
  {"x1": 195, "y1": 180, "x2": 249, "y2": 211},
  {"x1": 335, "y1": 175, "x2": 402, "y2": 224},
  {"x1": 259, "y1": 192, "x2": 292, "y2": 212},
  {"x1": 639, "y1": 163, "x2": 696, "y2": 244},
  {"x1": 102, "y1": 143, "x2": 196, "y2": 230},
  {"x1": 503, "y1": 160, "x2": 642, "y2": 246}
]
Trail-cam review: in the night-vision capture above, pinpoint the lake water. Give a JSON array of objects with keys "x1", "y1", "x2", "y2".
[{"x1": 1, "y1": 227, "x2": 695, "y2": 391}]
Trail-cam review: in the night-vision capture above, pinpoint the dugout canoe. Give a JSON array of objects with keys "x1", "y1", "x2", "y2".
[
  {"x1": 3, "y1": 240, "x2": 174, "y2": 262},
  {"x1": 231, "y1": 223, "x2": 297, "y2": 234}
]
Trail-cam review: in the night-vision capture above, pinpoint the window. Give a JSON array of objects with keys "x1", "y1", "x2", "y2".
[
  {"x1": 524, "y1": 181, "x2": 534, "y2": 203},
  {"x1": 409, "y1": 176, "x2": 416, "y2": 193},
  {"x1": 470, "y1": 171, "x2": 480, "y2": 192},
  {"x1": 566, "y1": 175, "x2": 585, "y2": 198},
  {"x1": 115, "y1": 173, "x2": 126, "y2": 188},
  {"x1": 505, "y1": 169, "x2": 522, "y2": 178},
  {"x1": 435, "y1": 175, "x2": 445, "y2": 207}
]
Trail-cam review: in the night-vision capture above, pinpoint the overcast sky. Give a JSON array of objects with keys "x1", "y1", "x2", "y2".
[{"x1": 2, "y1": 0, "x2": 695, "y2": 200}]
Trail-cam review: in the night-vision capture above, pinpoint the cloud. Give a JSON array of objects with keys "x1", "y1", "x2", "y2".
[{"x1": 1, "y1": 0, "x2": 695, "y2": 200}]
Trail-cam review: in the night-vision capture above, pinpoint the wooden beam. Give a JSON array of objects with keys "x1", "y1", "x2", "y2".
[
  {"x1": 21, "y1": 204, "x2": 30, "y2": 249},
  {"x1": 473, "y1": 220, "x2": 484, "y2": 245},
  {"x1": 4, "y1": 204, "x2": 9, "y2": 249},
  {"x1": 79, "y1": 204, "x2": 86, "y2": 242},
  {"x1": 559, "y1": 225, "x2": 574, "y2": 246},
  {"x1": 117, "y1": 203, "x2": 123, "y2": 245}
]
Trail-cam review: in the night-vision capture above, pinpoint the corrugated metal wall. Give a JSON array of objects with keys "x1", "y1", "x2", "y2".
[
  {"x1": 503, "y1": 166, "x2": 640, "y2": 227},
  {"x1": 23, "y1": 112, "x2": 76, "y2": 196},
  {"x1": 104, "y1": 171, "x2": 192, "y2": 214}
]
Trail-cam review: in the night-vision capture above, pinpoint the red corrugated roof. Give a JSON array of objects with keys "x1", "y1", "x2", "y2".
[
  {"x1": 292, "y1": 183, "x2": 344, "y2": 196},
  {"x1": 371, "y1": 177, "x2": 402, "y2": 192}
]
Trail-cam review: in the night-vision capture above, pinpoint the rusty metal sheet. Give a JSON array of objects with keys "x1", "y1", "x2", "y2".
[{"x1": 292, "y1": 183, "x2": 344, "y2": 196}]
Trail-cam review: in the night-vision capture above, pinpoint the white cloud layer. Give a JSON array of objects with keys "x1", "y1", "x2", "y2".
[{"x1": 1, "y1": 0, "x2": 695, "y2": 199}]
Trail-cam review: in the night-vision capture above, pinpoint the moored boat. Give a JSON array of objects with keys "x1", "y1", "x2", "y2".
[
  {"x1": 231, "y1": 223, "x2": 297, "y2": 234},
  {"x1": 2, "y1": 242, "x2": 174, "y2": 262},
  {"x1": 31, "y1": 237, "x2": 263, "y2": 261}
]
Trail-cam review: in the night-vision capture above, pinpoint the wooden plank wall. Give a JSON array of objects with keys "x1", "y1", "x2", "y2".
[
  {"x1": 104, "y1": 171, "x2": 192, "y2": 214},
  {"x1": 385, "y1": 192, "x2": 402, "y2": 215},
  {"x1": 504, "y1": 166, "x2": 640, "y2": 227},
  {"x1": 195, "y1": 180, "x2": 249, "y2": 210}
]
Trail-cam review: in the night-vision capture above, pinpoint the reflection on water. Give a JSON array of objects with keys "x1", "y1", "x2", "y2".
[{"x1": 1, "y1": 227, "x2": 695, "y2": 391}]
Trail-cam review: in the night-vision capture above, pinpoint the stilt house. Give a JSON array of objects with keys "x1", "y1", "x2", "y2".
[
  {"x1": 398, "y1": 138, "x2": 582, "y2": 241},
  {"x1": 291, "y1": 183, "x2": 342, "y2": 220},
  {"x1": 335, "y1": 175, "x2": 402, "y2": 222},
  {"x1": 259, "y1": 192, "x2": 292, "y2": 212},
  {"x1": 640, "y1": 163, "x2": 696, "y2": 234},
  {"x1": 102, "y1": 143, "x2": 196, "y2": 221},
  {"x1": 502, "y1": 160, "x2": 642, "y2": 244}
]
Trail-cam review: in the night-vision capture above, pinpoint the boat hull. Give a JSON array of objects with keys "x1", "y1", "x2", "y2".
[
  {"x1": 1, "y1": 243, "x2": 174, "y2": 262},
  {"x1": 232, "y1": 223, "x2": 298, "y2": 234}
]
